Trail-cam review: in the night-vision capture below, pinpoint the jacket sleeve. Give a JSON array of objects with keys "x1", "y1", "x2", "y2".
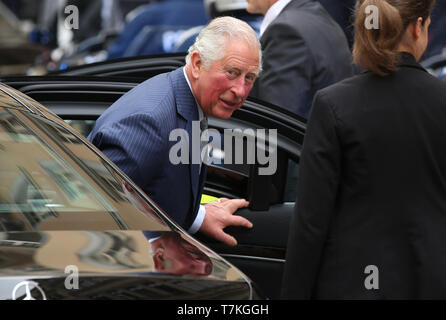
[
  {"x1": 88, "y1": 113, "x2": 167, "y2": 191},
  {"x1": 254, "y1": 21, "x2": 314, "y2": 118},
  {"x1": 281, "y1": 91, "x2": 341, "y2": 299}
]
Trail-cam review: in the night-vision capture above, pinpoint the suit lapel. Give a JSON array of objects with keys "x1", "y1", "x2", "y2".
[
  {"x1": 170, "y1": 67, "x2": 201, "y2": 206},
  {"x1": 187, "y1": 122, "x2": 200, "y2": 207}
]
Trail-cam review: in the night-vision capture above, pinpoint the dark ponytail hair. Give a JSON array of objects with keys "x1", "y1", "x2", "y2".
[{"x1": 353, "y1": 0, "x2": 435, "y2": 76}]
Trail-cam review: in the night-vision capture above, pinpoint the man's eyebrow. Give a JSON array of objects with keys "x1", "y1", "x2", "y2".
[
  {"x1": 224, "y1": 65, "x2": 241, "y2": 71},
  {"x1": 225, "y1": 65, "x2": 259, "y2": 76},
  {"x1": 250, "y1": 70, "x2": 260, "y2": 77},
  {"x1": 246, "y1": 70, "x2": 259, "y2": 78}
]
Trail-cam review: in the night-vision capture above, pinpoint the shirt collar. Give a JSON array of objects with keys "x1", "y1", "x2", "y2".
[
  {"x1": 183, "y1": 67, "x2": 204, "y2": 121},
  {"x1": 148, "y1": 236, "x2": 161, "y2": 243},
  {"x1": 260, "y1": 0, "x2": 292, "y2": 37}
]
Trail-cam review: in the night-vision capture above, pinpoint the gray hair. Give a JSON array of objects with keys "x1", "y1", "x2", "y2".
[{"x1": 186, "y1": 16, "x2": 262, "y2": 74}]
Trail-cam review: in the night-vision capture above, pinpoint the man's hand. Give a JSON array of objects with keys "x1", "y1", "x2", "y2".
[{"x1": 199, "y1": 198, "x2": 252, "y2": 246}]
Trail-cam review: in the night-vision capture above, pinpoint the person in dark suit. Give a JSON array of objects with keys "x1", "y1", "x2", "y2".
[
  {"x1": 246, "y1": 0, "x2": 353, "y2": 119},
  {"x1": 423, "y1": 0, "x2": 446, "y2": 59},
  {"x1": 88, "y1": 16, "x2": 262, "y2": 246},
  {"x1": 282, "y1": 0, "x2": 446, "y2": 299},
  {"x1": 317, "y1": 0, "x2": 356, "y2": 47}
]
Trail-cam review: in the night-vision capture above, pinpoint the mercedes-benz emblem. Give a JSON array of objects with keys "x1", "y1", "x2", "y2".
[{"x1": 12, "y1": 281, "x2": 47, "y2": 300}]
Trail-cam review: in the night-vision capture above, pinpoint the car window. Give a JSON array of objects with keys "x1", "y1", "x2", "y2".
[
  {"x1": 60, "y1": 117, "x2": 300, "y2": 204},
  {"x1": 0, "y1": 107, "x2": 169, "y2": 232},
  {"x1": 64, "y1": 119, "x2": 96, "y2": 138},
  {"x1": 283, "y1": 159, "x2": 299, "y2": 202},
  {"x1": 0, "y1": 90, "x2": 29, "y2": 111}
]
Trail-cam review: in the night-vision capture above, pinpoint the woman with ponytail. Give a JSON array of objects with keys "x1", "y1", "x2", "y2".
[{"x1": 282, "y1": 0, "x2": 446, "y2": 299}]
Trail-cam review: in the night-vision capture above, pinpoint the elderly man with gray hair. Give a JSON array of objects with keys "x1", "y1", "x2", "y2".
[{"x1": 88, "y1": 16, "x2": 262, "y2": 246}]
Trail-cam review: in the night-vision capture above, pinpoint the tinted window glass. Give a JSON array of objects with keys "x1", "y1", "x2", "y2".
[
  {"x1": 0, "y1": 107, "x2": 169, "y2": 232},
  {"x1": 59, "y1": 117, "x2": 299, "y2": 202},
  {"x1": 283, "y1": 159, "x2": 299, "y2": 202},
  {"x1": 65, "y1": 119, "x2": 96, "y2": 137},
  {"x1": 0, "y1": 90, "x2": 26, "y2": 110}
]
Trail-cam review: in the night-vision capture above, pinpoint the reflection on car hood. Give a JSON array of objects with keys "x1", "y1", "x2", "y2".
[{"x1": 0, "y1": 230, "x2": 254, "y2": 300}]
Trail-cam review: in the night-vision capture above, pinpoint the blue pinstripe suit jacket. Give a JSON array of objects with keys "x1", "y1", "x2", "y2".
[{"x1": 87, "y1": 67, "x2": 205, "y2": 229}]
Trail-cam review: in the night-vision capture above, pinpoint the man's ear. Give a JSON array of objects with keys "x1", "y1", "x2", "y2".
[
  {"x1": 153, "y1": 247, "x2": 166, "y2": 271},
  {"x1": 412, "y1": 17, "x2": 424, "y2": 40},
  {"x1": 190, "y1": 51, "x2": 203, "y2": 79}
]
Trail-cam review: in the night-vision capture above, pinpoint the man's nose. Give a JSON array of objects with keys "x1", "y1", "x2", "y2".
[
  {"x1": 193, "y1": 260, "x2": 212, "y2": 275},
  {"x1": 231, "y1": 77, "x2": 248, "y2": 98}
]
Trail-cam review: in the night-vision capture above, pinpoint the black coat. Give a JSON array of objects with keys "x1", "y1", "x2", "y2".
[
  {"x1": 250, "y1": 0, "x2": 353, "y2": 119},
  {"x1": 282, "y1": 52, "x2": 446, "y2": 299}
]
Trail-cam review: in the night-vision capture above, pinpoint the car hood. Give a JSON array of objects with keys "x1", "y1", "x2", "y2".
[{"x1": 0, "y1": 230, "x2": 255, "y2": 299}]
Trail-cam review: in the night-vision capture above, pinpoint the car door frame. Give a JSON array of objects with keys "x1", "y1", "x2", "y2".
[{"x1": 2, "y1": 69, "x2": 307, "y2": 299}]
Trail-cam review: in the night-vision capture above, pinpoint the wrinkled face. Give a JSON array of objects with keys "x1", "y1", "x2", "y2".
[
  {"x1": 161, "y1": 236, "x2": 213, "y2": 276},
  {"x1": 191, "y1": 38, "x2": 260, "y2": 119},
  {"x1": 246, "y1": 0, "x2": 276, "y2": 15}
]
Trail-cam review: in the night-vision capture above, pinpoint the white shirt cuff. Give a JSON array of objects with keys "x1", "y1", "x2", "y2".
[{"x1": 187, "y1": 204, "x2": 206, "y2": 234}]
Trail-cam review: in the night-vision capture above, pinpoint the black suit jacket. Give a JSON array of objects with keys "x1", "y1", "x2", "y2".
[
  {"x1": 250, "y1": 0, "x2": 353, "y2": 119},
  {"x1": 282, "y1": 53, "x2": 446, "y2": 299}
]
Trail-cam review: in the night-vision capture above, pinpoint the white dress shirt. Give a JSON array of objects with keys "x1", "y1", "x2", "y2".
[{"x1": 260, "y1": 0, "x2": 292, "y2": 37}]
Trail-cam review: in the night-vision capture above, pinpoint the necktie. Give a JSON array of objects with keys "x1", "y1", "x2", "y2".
[
  {"x1": 200, "y1": 117, "x2": 208, "y2": 131},
  {"x1": 200, "y1": 117, "x2": 209, "y2": 170}
]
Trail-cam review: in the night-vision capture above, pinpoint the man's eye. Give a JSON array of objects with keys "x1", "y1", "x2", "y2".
[
  {"x1": 245, "y1": 74, "x2": 255, "y2": 84},
  {"x1": 226, "y1": 70, "x2": 238, "y2": 78}
]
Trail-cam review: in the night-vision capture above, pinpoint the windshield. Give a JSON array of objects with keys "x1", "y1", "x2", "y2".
[{"x1": 0, "y1": 105, "x2": 170, "y2": 232}]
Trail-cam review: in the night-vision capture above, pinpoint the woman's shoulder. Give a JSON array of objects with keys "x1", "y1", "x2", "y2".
[
  {"x1": 314, "y1": 68, "x2": 446, "y2": 123},
  {"x1": 314, "y1": 73, "x2": 371, "y2": 111},
  {"x1": 319, "y1": 72, "x2": 371, "y2": 96},
  {"x1": 320, "y1": 67, "x2": 446, "y2": 101}
]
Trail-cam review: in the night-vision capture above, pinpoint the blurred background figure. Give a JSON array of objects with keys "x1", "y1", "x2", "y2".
[
  {"x1": 173, "y1": 0, "x2": 263, "y2": 53},
  {"x1": 318, "y1": 0, "x2": 355, "y2": 47},
  {"x1": 246, "y1": 0, "x2": 353, "y2": 119},
  {"x1": 317, "y1": 0, "x2": 446, "y2": 61},
  {"x1": 52, "y1": 0, "x2": 148, "y2": 68},
  {"x1": 0, "y1": 0, "x2": 149, "y2": 74},
  {"x1": 204, "y1": 0, "x2": 263, "y2": 34},
  {"x1": 0, "y1": 0, "x2": 41, "y2": 75},
  {"x1": 423, "y1": 0, "x2": 446, "y2": 59},
  {"x1": 0, "y1": 0, "x2": 445, "y2": 76},
  {"x1": 33, "y1": 0, "x2": 145, "y2": 49},
  {"x1": 106, "y1": 0, "x2": 209, "y2": 59}
]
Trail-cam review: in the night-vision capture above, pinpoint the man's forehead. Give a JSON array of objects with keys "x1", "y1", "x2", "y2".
[
  {"x1": 219, "y1": 49, "x2": 260, "y2": 72},
  {"x1": 222, "y1": 37, "x2": 259, "y2": 57}
]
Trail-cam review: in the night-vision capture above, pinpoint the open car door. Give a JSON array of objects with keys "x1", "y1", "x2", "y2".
[{"x1": 2, "y1": 56, "x2": 306, "y2": 299}]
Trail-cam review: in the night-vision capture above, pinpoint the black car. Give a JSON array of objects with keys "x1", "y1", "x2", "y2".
[
  {"x1": 421, "y1": 52, "x2": 446, "y2": 79},
  {"x1": 6, "y1": 50, "x2": 443, "y2": 300},
  {"x1": 2, "y1": 54, "x2": 307, "y2": 299},
  {"x1": 0, "y1": 82, "x2": 263, "y2": 300}
]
